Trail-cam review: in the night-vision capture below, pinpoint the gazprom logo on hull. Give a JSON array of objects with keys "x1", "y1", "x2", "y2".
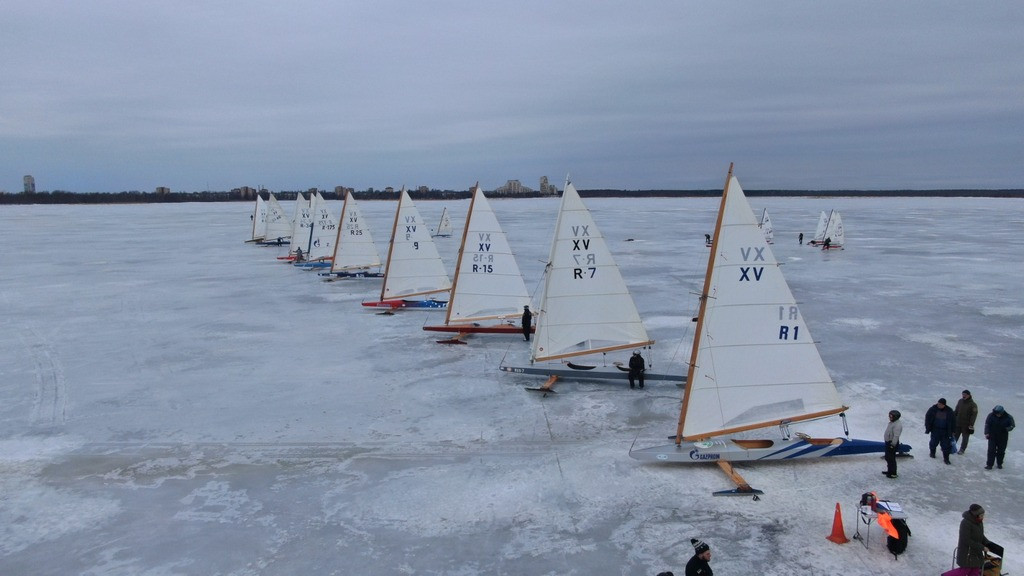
[{"x1": 690, "y1": 449, "x2": 720, "y2": 461}]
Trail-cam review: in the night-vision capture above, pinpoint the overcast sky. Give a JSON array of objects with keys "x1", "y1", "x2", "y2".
[{"x1": 2, "y1": 2, "x2": 1022, "y2": 192}]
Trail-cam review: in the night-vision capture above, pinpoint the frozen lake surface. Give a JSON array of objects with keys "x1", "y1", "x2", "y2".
[{"x1": 1, "y1": 195, "x2": 1022, "y2": 575}]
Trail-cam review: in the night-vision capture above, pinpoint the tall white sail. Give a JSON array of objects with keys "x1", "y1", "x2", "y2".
[
  {"x1": 378, "y1": 189, "x2": 451, "y2": 300},
  {"x1": 433, "y1": 207, "x2": 453, "y2": 237},
  {"x1": 678, "y1": 172, "x2": 845, "y2": 440},
  {"x1": 249, "y1": 194, "x2": 267, "y2": 241},
  {"x1": 262, "y1": 194, "x2": 292, "y2": 243},
  {"x1": 329, "y1": 191, "x2": 382, "y2": 273},
  {"x1": 531, "y1": 182, "x2": 652, "y2": 363},
  {"x1": 288, "y1": 193, "x2": 312, "y2": 254},
  {"x1": 758, "y1": 208, "x2": 774, "y2": 244},
  {"x1": 443, "y1": 186, "x2": 530, "y2": 325},
  {"x1": 823, "y1": 210, "x2": 845, "y2": 247},
  {"x1": 305, "y1": 192, "x2": 337, "y2": 261},
  {"x1": 812, "y1": 210, "x2": 828, "y2": 244}
]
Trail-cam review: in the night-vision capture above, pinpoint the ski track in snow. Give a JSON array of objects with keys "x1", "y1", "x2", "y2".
[{"x1": 22, "y1": 326, "x2": 68, "y2": 429}]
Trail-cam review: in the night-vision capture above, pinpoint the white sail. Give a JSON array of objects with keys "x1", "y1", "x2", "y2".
[
  {"x1": 812, "y1": 210, "x2": 828, "y2": 244},
  {"x1": 262, "y1": 194, "x2": 292, "y2": 243},
  {"x1": 822, "y1": 210, "x2": 845, "y2": 248},
  {"x1": 304, "y1": 192, "x2": 337, "y2": 261},
  {"x1": 531, "y1": 182, "x2": 652, "y2": 363},
  {"x1": 758, "y1": 208, "x2": 773, "y2": 244},
  {"x1": 433, "y1": 207, "x2": 453, "y2": 237},
  {"x1": 249, "y1": 194, "x2": 267, "y2": 241},
  {"x1": 288, "y1": 193, "x2": 312, "y2": 254},
  {"x1": 442, "y1": 186, "x2": 530, "y2": 325},
  {"x1": 378, "y1": 189, "x2": 451, "y2": 300},
  {"x1": 329, "y1": 191, "x2": 382, "y2": 273},
  {"x1": 678, "y1": 171, "x2": 846, "y2": 440}
]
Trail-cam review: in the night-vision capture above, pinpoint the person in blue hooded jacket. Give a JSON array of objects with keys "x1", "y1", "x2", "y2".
[{"x1": 984, "y1": 405, "x2": 1015, "y2": 470}]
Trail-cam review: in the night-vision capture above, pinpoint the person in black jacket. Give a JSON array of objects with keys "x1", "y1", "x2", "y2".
[
  {"x1": 925, "y1": 398, "x2": 955, "y2": 464},
  {"x1": 520, "y1": 305, "x2": 532, "y2": 341},
  {"x1": 685, "y1": 539, "x2": 713, "y2": 576},
  {"x1": 984, "y1": 405, "x2": 1016, "y2": 470},
  {"x1": 628, "y1": 350, "x2": 645, "y2": 389}
]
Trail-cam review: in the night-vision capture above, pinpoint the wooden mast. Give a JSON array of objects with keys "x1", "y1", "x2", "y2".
[
  {"x1": 676, "y1": 163, "x2": 733, "y2": 446},
  {"x1": 441, "y1": 184, "x2": 478, "y2": 325},
  {"x1": 378, "y1": 187, "x2": 405, "y2": 302}
]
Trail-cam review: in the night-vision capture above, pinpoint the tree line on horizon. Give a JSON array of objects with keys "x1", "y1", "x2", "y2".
[{"x1": 1, "y1": 188, "x2": 1022, "y2": 205}]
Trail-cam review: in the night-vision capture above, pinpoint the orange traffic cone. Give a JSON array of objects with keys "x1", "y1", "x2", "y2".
[{"x1": 826, "y1": 502, "x2": 850, "y2": 544}]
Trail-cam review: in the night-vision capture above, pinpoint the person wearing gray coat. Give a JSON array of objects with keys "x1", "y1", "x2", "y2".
[{"x1": 883, "y1": 410, "x2": 902, "y2": 478}]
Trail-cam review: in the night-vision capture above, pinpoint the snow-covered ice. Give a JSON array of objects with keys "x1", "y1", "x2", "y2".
[{"x1": 1, "y1": 195, "x2": 1021, "y2": 575}]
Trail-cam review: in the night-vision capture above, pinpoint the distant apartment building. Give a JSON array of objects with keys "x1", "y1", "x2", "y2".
[
  {"x1": 154, "y1": 186, "x2": 171, "y2": 194},
  {"x1": 232, "y1": 186, "x2": 258, "y2": 199},
  {"x1": 492, "y1": 177, "x2": 558, "y2": 196},
  {"x1": 539, "y1": 176, "x2": 558, "y2": 196},
  {"x1": 23, "y1": 175, "x2": 35, "y2": 193},
  {"x1": 334, "y1": 186, "x2": 354, "y2": 197},
  {"x1": 493, "y1": 179, "x2": 533, "y2": 195}
]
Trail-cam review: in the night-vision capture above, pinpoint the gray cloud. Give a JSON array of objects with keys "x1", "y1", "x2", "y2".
[{"x1": 2, "y1": 1, "x2": 1022, "y2": 191}]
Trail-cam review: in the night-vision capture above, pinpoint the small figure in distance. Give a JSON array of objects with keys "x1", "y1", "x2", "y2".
[
  {"x1": 628, "y1": 350, "x2": 645, "y2": 389},
  {"x1": 704, "y1": 233, "x2": 711, "y2": 246},
  {"x1": 295, "y1": 246, "x2": 304, "y2": 262},
  {"x1": 823, "y1": 237, "x2": 831, "y2": 250},
  {"x1": 521, "y1": 305, "x2": 532, "y2": 342},
  {"x1": 799, "y1": 232, "x2": 803, "y2": 245}
]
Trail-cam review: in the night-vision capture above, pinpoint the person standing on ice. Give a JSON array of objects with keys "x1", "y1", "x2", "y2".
[
  {"x1": 883, "y1": 410, "x2": 902, "y2": 478},
  {"x1": 628, "y1": 350, "x2": 645, "y2": 389},
  {"x1": 953, "y1": 389, "x2": 978, "y2": 455},
  {"x1": 925, "y1": 397, "x2": 955, "y2": 464},
  {"x1": 521, "y1": 305, "x2": 532, "y2": 341},
  {"x1": 984, "y1": 405, "x2": 1015, "y2": 470},
  {"x1": 685, "y1": 538, "x2": 713, "y2": 576},
  {"x1": 957, "y1": 504, "x2": 991, "y2": 571}
]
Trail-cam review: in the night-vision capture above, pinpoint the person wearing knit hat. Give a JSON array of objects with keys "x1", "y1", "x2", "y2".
[
  {"x1": 953, "y1": 390, "x2": 978, "y2": 455},
  {"x1": 685, "y1": 538, "x2": 713, "y2": 576},
  {"x1": 957, "y1": 503, "x2": 992, "y2": 570},
  {"x1": 984, "y1": 404, "x2": 1016, "y2": 470},
  {"x1": 925, "y1": 398, "x2": 955, "y2": 463}
]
